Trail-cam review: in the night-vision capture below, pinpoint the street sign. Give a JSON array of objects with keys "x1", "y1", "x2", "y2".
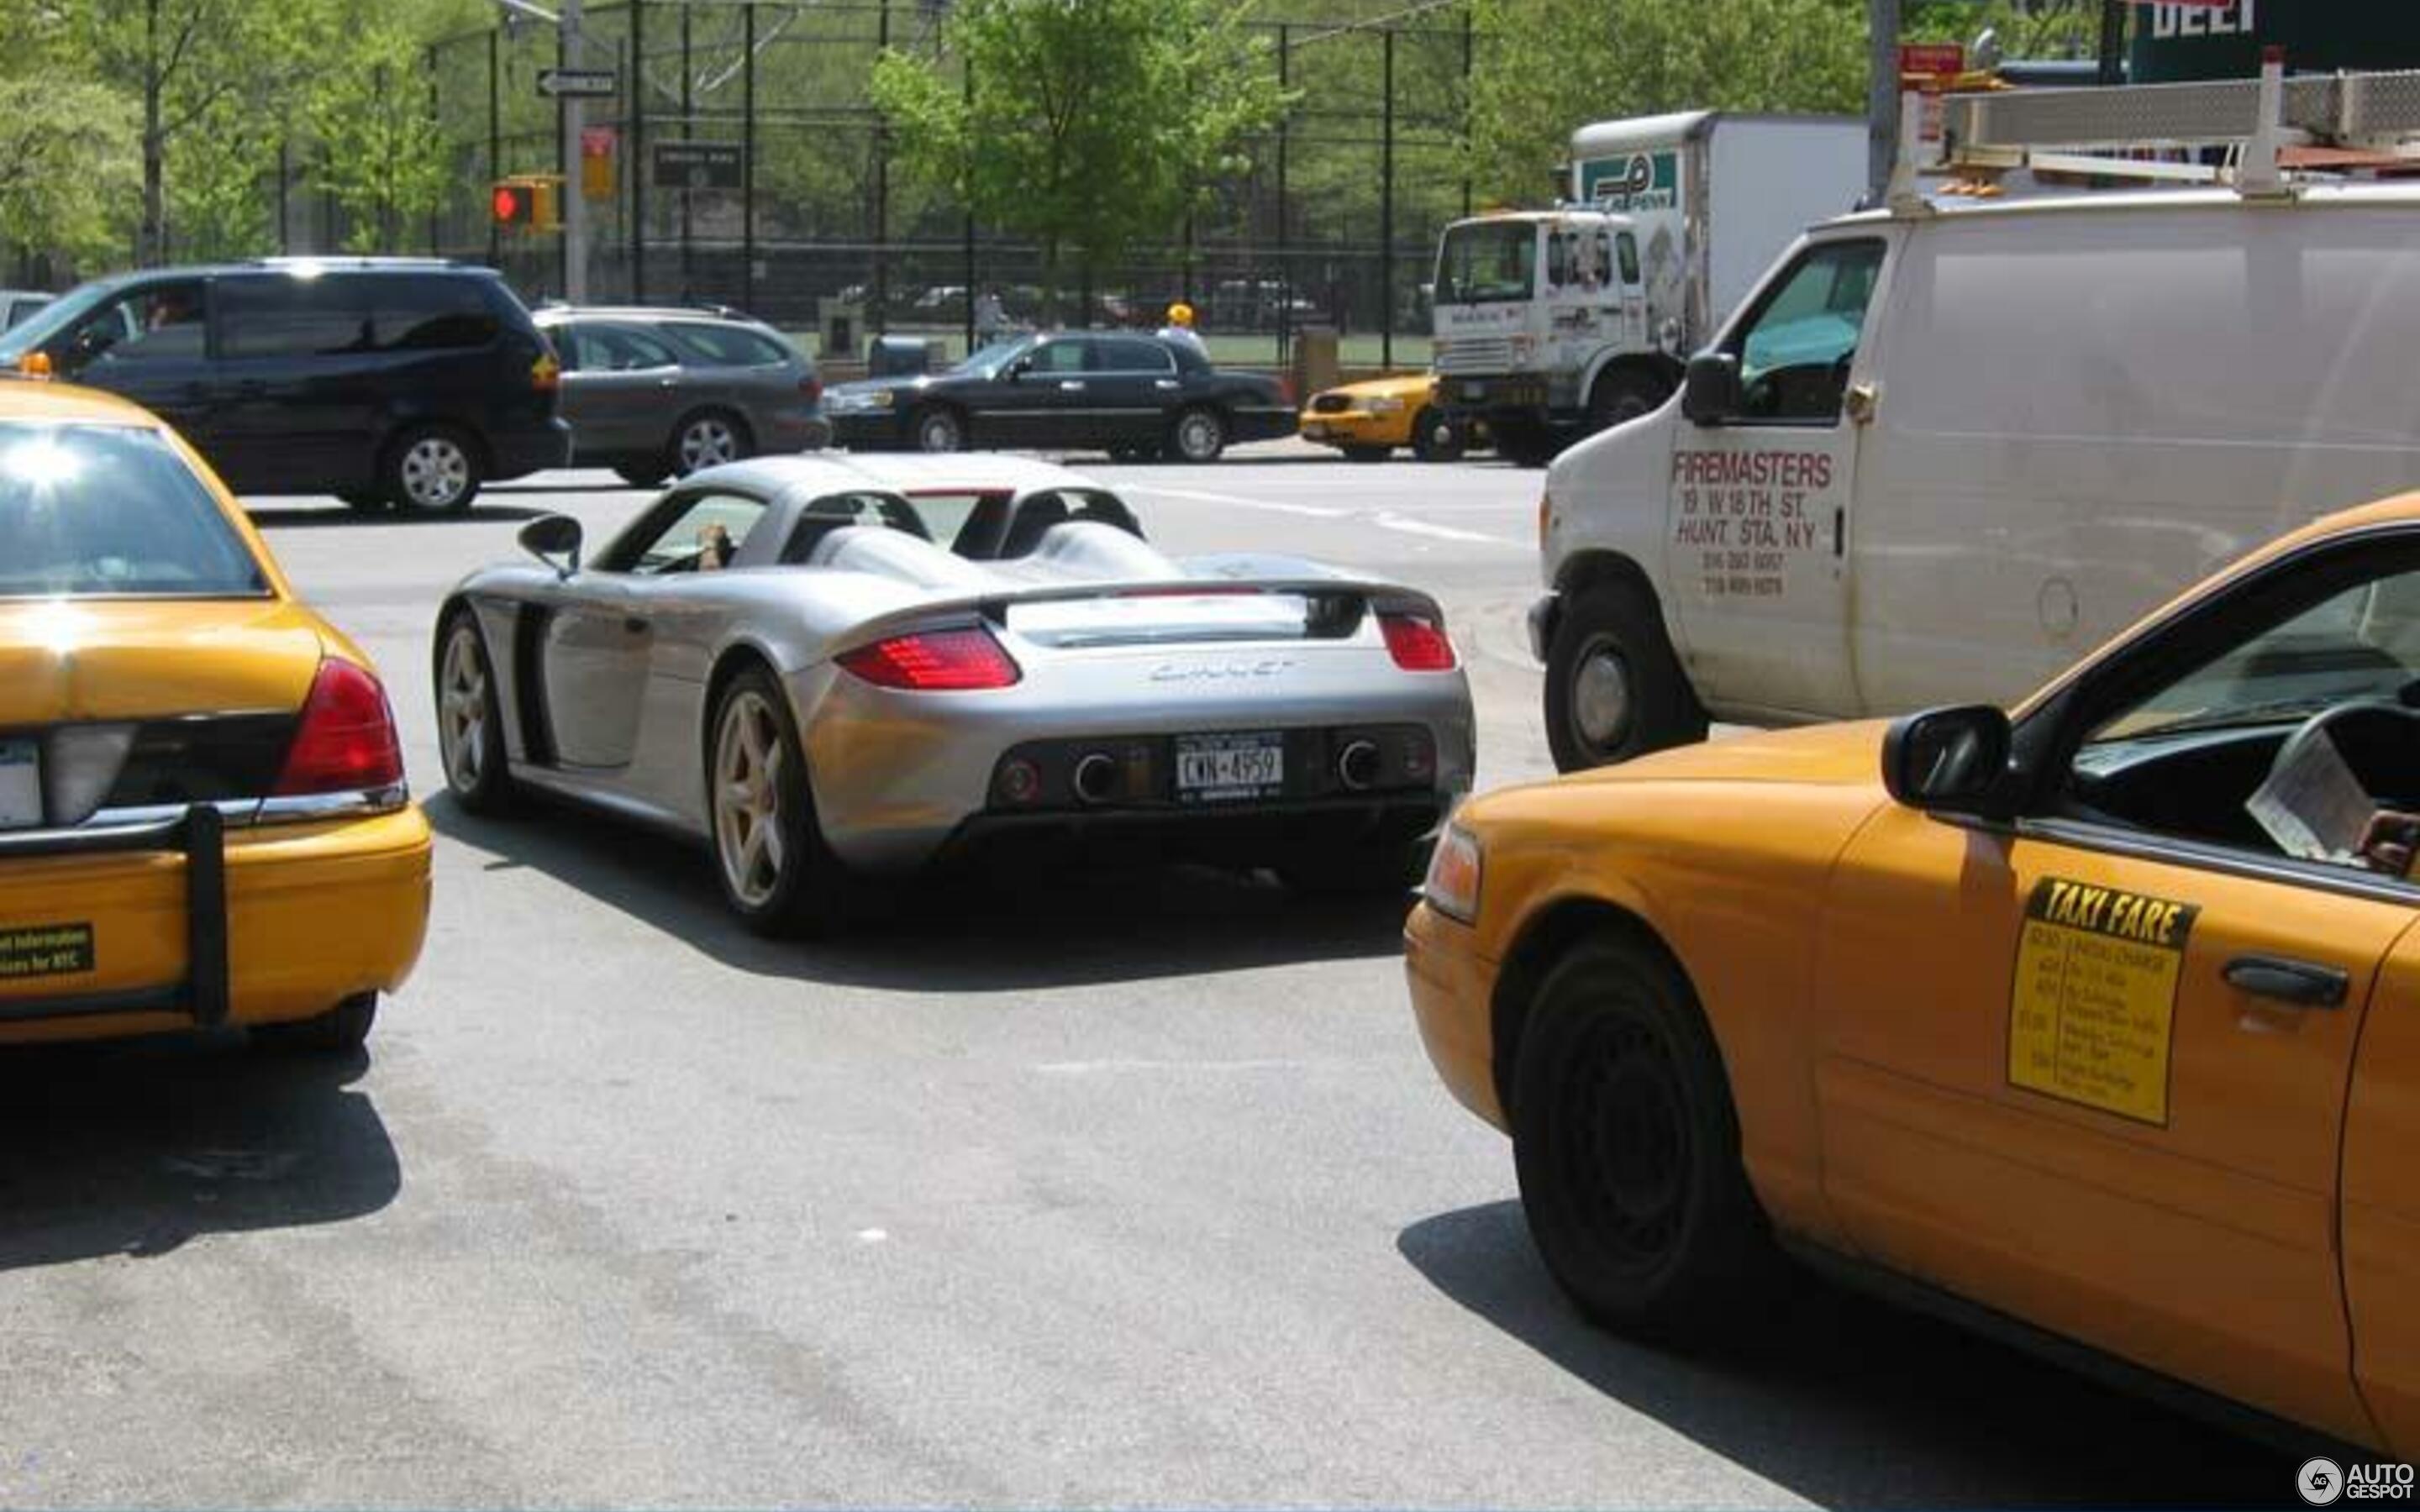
[
  {"x1": 652, "y1": 141, "x2": 746, "y2": 191},
  {"x1": 1897, "y1": 42, "x2": 1965, "y2": 80},
  {"x1": 537, "y1": 67, "x2": 617, "y2": 99}
]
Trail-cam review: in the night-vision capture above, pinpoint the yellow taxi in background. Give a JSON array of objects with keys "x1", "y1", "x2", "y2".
[
  {"x1": 1409, "y1": 491, "x2": 2420, "y2": 1454},
  {"x1": 0, "y1": 380, "x2": 429, "y2": 1052},
  {"x1": 1297, "y1": 373, "x2": 1472, "y2": 463}
]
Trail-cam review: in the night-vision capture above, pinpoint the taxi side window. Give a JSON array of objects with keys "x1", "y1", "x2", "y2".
[{"x1": 2065, "y1": 559, "x2": 2420, "y2": 861}]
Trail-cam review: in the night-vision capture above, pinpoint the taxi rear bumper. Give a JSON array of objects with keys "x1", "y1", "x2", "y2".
[{"x1": 0, "y1": 805, "x2": 229, "y2": 1026}]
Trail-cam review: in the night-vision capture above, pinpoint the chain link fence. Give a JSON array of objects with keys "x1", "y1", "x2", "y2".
[{"x1": 427, "y1": 0, "x2": 1473, "y2": 370}]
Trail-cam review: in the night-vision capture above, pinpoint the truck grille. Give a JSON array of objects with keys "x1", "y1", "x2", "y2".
[{"x1": 1434, "y1": 338, "x2": 1513, "y2": 374}]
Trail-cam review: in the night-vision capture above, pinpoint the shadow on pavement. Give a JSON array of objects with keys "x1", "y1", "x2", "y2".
[
  {"x1": 426, "y1": 790, "x2": 1412, "y2": 993},
  {"x1": 0, "y1": 1034, "x2": 399, "y2": 1274},
  {"x1": 245, "y1": 501, "x2": 555, "y2": 528},
  {"x1": 1397, "y1": 1200, "x2": 2298, "y2": 1509}
]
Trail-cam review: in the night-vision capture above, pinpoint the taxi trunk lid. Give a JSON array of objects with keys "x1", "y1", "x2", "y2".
[{"x1": 0, "y1": 598, "x2": 324, "y2": 727}]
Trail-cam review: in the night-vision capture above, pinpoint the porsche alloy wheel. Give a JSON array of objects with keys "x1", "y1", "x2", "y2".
[
  {"x1": 708, "y1": 667, "x2": 851, "y2": 937},
  {"x1": 676, "y1": 412, "x2": 746, "y2": 475},
  {"x1": 435, "y1": 611, "x2": 515, "y2": 814},
  {"x1": 714, "y1": 687, "x2": 789, "y2": 910}
]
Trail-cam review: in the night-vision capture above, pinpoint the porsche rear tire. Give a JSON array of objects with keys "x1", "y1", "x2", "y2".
[
  {"x1": 254, "y1": 993, "x2": 379, "y2": 1055},
  {"x1": 1511, "y1": 937, "x2": 1778, "y2": 1344},
  {"x1": 708, "y1": 666, "x2": 852, "y2": 937}
]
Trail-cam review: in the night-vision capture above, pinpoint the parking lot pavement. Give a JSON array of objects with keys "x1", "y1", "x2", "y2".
[{"x1": 0, "y1": 452, "x2": 2295, "y2": 1506}]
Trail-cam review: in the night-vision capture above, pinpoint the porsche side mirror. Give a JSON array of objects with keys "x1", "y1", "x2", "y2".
[
  {"x1": 519, "y1": 513, "x2": 583, "y2": 578},
  {"x1": 1681, "y1": 352, "x2": 1739, "y2": 426},
  {"x1": 1882, "y1": 704, "x2": 2012, "y2": 816}
]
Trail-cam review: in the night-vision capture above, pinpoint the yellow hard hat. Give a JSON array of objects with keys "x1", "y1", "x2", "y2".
[{"x1": 1167, "y1": 302, "x2": 1196, "y2": 327}]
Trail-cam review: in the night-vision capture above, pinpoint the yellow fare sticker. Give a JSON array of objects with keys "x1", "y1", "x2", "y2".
[
  {"x1": 0, "y1": 924, "x2": 95, "y2": 980},
  {"x1": 2007, "y1": 879, "x2": 2199, "y2": 1126}
]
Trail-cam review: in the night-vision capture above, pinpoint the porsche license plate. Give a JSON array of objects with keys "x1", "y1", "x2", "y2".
[
  {"x1": 1176, "y1": 732, "x2": 1284, "y2": 802},
  {"x1": 0, "y1": 740, "x2": 39, "y2": 829}
]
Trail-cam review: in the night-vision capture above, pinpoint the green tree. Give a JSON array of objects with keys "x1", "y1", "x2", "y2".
[
  {"x1": 1466, "y1": 0, "x2": 1866, "y2": 201},
  {"x1": 309, "y1": 22, "x2": 453, "y2": 253},
  {"x1": 870, "y1": 0, "x2": 1291, "y2": 318},
  {"x1": 0, "y1": 78, "x2": 140, "y2": 272}
]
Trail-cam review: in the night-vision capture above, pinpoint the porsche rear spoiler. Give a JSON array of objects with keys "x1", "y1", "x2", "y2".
[{"x1": 834, "y1": 578, "x2": 1447, "y2": 656}]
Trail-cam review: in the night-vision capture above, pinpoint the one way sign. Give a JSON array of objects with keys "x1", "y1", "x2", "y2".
[{"x1": 537, "y1": 67, "x2": 616, "y2": 98}]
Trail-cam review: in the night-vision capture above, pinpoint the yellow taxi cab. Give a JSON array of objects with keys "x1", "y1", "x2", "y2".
[
  {"x1": 0, "y1": 380, "x2": 429, "y2": 1052},
  {"x1": 1409, "y1": 491, "x2": 2420, "y2": 1455},
  {"x1": 1297, "y1": 373, "x2": 1470, "y2": 462}
]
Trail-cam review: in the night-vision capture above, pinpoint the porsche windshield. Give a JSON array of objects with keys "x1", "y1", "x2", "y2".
[
  {"x1": 0, "y1": 423, "x2": 268, "y2": 598},
  {"x1": 1434, "y1": 221, "x2": 1538, "y2": 305}
]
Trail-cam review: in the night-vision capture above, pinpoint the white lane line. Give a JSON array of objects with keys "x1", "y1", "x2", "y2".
[{"x1": 1124, "y1": 484, "x2": 1525, "y2": 549}]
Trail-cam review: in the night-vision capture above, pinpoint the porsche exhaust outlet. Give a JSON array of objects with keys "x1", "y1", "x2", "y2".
[
  {"x1": 1071, "y1": 753, "x2": 1119, "y2": 805},
  {"x1": 1337, "y1": 739, "x2": 1381, "y2": 793}
]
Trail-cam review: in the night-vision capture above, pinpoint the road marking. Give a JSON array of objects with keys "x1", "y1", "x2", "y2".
[
  {"x1": 1124, "y1": 485, "x2": 1525, "y2": 549},
  {"x1": 1033, "y1": 1058, "x2": 1306, "y2": 1075}
]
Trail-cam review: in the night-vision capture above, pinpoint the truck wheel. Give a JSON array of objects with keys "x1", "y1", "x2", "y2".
[
  {"x1": 1411, "y1": 407, "x2": 1465, "y2": 463},
  {"x1": 1512, "y1": 937, "x2": 1778, "y2": 1343},
  {"x1": 1589, "y1": 369, "x2": 1670, "y2": 431},
  {"x1": 1544, "y1": 580, "x2": 1705, "y2": 770}
]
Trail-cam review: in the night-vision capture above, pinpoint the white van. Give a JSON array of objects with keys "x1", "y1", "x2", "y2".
[{"x1": 1534, "y1": 180, "x2": 2420, "y2": 769}]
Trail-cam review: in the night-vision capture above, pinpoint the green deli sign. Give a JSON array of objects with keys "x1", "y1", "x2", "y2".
[
  {"x1": 1578, "y1": 150, "x2": 1680, "y2": 213},
  {"x1": 2131, "y1": 0, "x2": 2420, "y2": 83}
]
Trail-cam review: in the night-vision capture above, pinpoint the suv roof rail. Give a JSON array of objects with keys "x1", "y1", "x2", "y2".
[
  {"x1": 1897, "y1": 55, "x2": 2420, "y2": 206},
  {"x1": 247, "y1": 255, "x2": 466, "y2": 270}
]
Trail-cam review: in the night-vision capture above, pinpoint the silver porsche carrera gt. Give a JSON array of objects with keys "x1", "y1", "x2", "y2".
[{"x1": 432, "y1": 454, "x2": 1475, "y2": 934}]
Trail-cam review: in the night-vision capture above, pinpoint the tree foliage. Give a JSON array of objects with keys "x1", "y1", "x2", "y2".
[
  {"x1": 871, "y1": 0, "x2": 1291, "y2": 313},
  {"x1": 1466, "y1": 0, "x2": 1866, "y2": 201}
]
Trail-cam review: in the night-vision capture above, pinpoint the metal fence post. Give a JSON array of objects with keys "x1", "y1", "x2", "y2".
[
  {"x1": 1276, "y1": 22, "x2": 1290, "y2": 364},
  {"x1": 427, "y1": 49, "x2": 443, "y2": 255},
  {"x1": 1381, "y1": 25, "x2": 1395, "y2": 370},
  {"x1": 743, "y1": 1, "x2": 757, "y2": 313},
  {"x1": 873, "y1": 0, "x2": 891, "y2": 337},
  {"x1": 680, "y1": 2, "x2": 692, "y2": 297},
  {"x1": 1460, "y1": 8, "x2": 1473, "y2": 221},
  {"x1": 487, "y1": 27, "x2": 502, "y2": 267},
  {"x1": 961, "y1": 60, "x2": 975, "y2": 358},
  {"x1": 630, "y1": 0, "x2": 645, "y2": 301}
]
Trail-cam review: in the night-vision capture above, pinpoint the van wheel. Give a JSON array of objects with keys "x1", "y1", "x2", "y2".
[
  {"x1": 1544, "y1": 580, "x2": 1705, "y2": 770},
  {"x1": 383, "y1": 424, "x2": 482, "y2": 512},
  {"x1": 1589, "y1": 369, "x2": 1669, "y2": 432},
  {"x1": 1411, "y1": 407, "x2": 1465, "y2": 463},
  {"x1": 1512, "y1": 937, "x2": 1778, "y2": 1343}
]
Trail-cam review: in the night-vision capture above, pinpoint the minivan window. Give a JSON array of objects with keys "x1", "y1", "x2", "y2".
[
  {"x1": 662, "y1": 322, "x2": 791, "y2": 368},
  {"x1": 218, "y1": 276, "x2": 374, "y2": 359},
  {"x1": 0, "y1": 423, "x2": 266, "y2": 598},
  {"x1": 1727, "y1": 239, "x2": 1886, "y2": 423},
  {"x1": 53, "y1": 282, "x2": 205, "y2": 375},
  {"x1": 374, "y1": 276, "x2": 501, "y2": 351}
]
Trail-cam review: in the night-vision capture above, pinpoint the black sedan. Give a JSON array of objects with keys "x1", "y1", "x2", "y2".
[{"x1": 823, "y1": 332, "x2": 1295, "y2": 463}]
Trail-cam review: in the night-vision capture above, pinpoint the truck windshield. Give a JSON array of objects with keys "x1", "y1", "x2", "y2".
[{"x1": 1434, "y1": 222, "x2": 1537, "y2": 305}]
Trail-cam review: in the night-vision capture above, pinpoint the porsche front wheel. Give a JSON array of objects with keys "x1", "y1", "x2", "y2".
[
  {"x1": 435, "y1": 609, "x2": 518, "y2": 815},
  {"x1": 708, "y1": 667, "x2": 850, "y2": 937}
]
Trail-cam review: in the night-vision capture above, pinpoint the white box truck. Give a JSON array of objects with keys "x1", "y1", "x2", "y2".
[
  {"x1": 1432, "y1": 111, "x2": 1865, "y2": 465},
  {"x1": 1532, "y1": 67, "x2": 2420, "y2": 770}
]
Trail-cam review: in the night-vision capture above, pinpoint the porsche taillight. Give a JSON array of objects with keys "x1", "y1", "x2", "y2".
[
  {"x1": 837, "y1": 627, "x2": 1022, "y2": 690},
  {"x1": 1379, "y1": 612, "x2": 1457, "y2": 672},
  {"x1": 275, "y1": 659, "x2": 404, "y2": 795}
]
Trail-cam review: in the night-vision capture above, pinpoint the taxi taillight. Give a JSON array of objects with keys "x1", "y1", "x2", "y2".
[{"x1": 275, "y1": 659, "x2": 404, "y2": 795}]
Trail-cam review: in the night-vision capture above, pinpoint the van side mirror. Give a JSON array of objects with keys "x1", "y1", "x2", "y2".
[
  {"x1": 1882, "y1": 704, "x2": 2013, "y2": 816},
  {"x1": 519, "y1": 514, "x2": 583, "y2": 578},
  {"x1": 1681, "y1": 352, "x2": 1739, "y2": 426},
  {"x1": 1006, "y1": 355, "x2": 1032, "y2": 381}
]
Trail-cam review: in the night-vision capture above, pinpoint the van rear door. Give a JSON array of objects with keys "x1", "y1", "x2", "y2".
[{"x1": 1661, "y1": 232, "x2": 1897, "y2": 717}]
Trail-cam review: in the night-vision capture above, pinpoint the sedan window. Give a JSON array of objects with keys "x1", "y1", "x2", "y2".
[
  {"x1": 1021, "y1": 340, "x2": 1087, "y2": 376},
  {"x1": 1088, "y1": 337, "x2": 1175, "y2": 374},
  {"x1": 566, "y1": 323, "x2": 680, "y2": 372},
  {"x1": 0, "y1": 423, "x2": 267, "y2": 598},
  {"x1": 661, "y1": 322, "x2": 792, "y2": 368}
]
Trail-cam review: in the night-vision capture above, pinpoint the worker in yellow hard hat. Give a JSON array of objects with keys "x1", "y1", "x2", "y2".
[{"x1": 1157, "y1": 300, "x2": 1210, "y2": 362}]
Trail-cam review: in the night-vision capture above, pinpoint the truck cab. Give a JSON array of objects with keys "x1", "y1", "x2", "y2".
[{"x1": 1430, "y1": 211, "x2": 1674, "y2": 465}]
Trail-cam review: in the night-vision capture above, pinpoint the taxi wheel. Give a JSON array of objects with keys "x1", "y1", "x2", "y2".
[
  {"x1": 1411, "y1": 408, "x2": 1465, "y2": 463},
  {"x1": 1512, "y1": 938, "x2": 1776, "y2": 1342},
  {"x1": 254, "y1": 993, "x2": 378, "y2": 1055},
  {"x1": 434, "y1": 609, "x2": 518, "y2": 816},
  {"x1": 1544, "y1": 581, "x2": 1705, "y2": 771},
  {"x1": 708, "y1": 665, "x2": 852, "y2": 938}
]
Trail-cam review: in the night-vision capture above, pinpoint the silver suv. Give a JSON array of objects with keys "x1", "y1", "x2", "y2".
[{"x1": 535, "y1": 305, "x2": 829, "y2": 487}]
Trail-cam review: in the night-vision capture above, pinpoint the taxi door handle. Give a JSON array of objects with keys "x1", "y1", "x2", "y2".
[{"x1": 2224, "y1": 954, "x2": 2349, "y2": 1009}]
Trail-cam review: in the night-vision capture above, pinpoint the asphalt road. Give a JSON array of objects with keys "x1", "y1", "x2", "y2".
[{"x1": 0, "y1": 441, "x2": 2300, "y2": 1508}]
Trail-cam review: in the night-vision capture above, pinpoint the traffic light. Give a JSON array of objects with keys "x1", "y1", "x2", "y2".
[{"x1": 491, "y1": 176, "x2": 561, "y2": 233}]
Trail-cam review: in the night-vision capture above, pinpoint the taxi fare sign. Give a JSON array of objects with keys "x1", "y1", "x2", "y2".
[{"x1": 2007, "y1": 878, "x2": 2199, "y2": 1125}]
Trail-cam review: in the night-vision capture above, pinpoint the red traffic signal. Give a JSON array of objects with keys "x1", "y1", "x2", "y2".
[{"x1": 492, "y1": 181, "x2": 534, "y2": 227}]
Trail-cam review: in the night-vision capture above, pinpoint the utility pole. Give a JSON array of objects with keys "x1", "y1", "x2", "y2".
[
  {"x1": 560, "y1": 0, "x2": 588, "y2": 302},
  {"x1": 1865, "y1": 0, "x2": 1902, "y2": 201}
]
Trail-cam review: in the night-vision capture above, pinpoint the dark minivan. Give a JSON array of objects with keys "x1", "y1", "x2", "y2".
[{"x1": 0, "y1": 258, "x2": 569, "y2": 512}]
